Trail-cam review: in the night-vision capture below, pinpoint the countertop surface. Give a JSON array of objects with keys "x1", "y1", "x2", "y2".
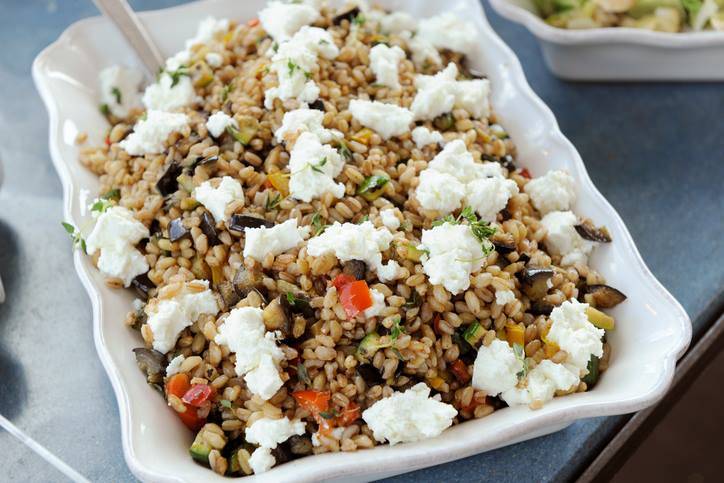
[{"x1": 0, "y1": 1, "x2": 722, "y2": 482}]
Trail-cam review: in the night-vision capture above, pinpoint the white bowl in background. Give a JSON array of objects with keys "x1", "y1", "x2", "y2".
[
  {"x1": 489, "y1": 0, "x2": 724, "y2": 81},
  {"x1": 32, "y1": 0, "x2": 691, "y2": 481}
]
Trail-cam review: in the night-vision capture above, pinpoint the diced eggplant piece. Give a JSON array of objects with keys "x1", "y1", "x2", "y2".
[
  {"x1": 518, "y1": 253, "x2": 531, "y2": 265},
  {"x1": 452, "y1": 332, "x2": 476, "y2": 365},
  {"x1": 149, "y1": 219, "x2": 161, "y2": 236},
  {"x1": 271, "y1": 443, "x2": 292, "y2": 465},
  {"x1": 529, "y1": 301, "x2": 554, "y2": 316},
  {"x1": 199, "y1": 212, "x2": 219, "y2": 246},
  {"x1": 168, "y1": 218, "x2": 190, "y2": 242},
  {"x1": 217, "y1": 281, "x2": 241, "y2": 309},
  {"x1": 356, "y1": 363, "x2": 384, "y2": 385},
  {"x1": 228, "y1": 214, "x2": 274, "y2": 232},
  {"x1": 487, "y1": 395, "x2": 508, "y2": 410},
  {"x1": 342, "y1": 259, "x2": 367, "y2": 280},
  {"x1": 192, "y1": 254, "x2": 212, "y2": 281},
  {"x1": 585, "y1": 284, "x2": 627, "y2": 308},
  {"x1": 492, "y1": 233, "x2": 516, "y2": 254},
  {"x1": 283, "y1": 292, "x2": 315, "y2": 318},
  {"x1": 131, "y1": 273, "x2": 155, "y2": 300},
  {"x1": 133, "y1": 348, "x2": 166, "y2": 385},
  {"x1": 332, "y1": 5, "x2": 361, "y2": 24},
  {"x1": 156, "y1": 161, "x2": 182, "y2": 196},
  {"x1": 189, "y1": 154, "x2": 219, "y2": 171},
  {"x1": 288, "y1": 435, "x2": 313, "y2": 457},
  {"x1": 262, "y1": 296, "x2": 292, "y2": 336},
  {"x1": 308, "y1": 99, "x2": 325, "y2": 111},
  {"x1": 232, "y1": 267, "x2": 262, "y2": 298},
  {"x1": 520, "y1": 267, "x2": 555, "y2": 300},
  {"x1": 481, "y1": 153, "x2": 516, "y2": 171},
  {"x1": 575, "y1": 219, "x2": 612, "y2": 243}
]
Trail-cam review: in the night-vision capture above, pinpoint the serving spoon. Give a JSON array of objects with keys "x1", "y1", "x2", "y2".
[{"x1": 91, "y1": 0, "x2": 165, "y2": 75}]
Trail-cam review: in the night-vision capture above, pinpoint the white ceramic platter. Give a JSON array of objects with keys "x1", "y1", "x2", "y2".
[
  {"x1": 33, "y1": 0, "x2": 691, "y2": 481},
  {"x1": 490, "y1": 0, "x2": 724, "y2": 81}
]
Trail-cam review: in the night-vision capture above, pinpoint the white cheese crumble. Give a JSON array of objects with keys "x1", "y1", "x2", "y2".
[
  {"x1": 378, "y1": 11, "x2": 418, "y2": 34},
  {"x1": 465, "y1": 176, "x2": 519, "y2": 222},
  {"x1": 411, "y1": 63, "x2": 490, "y2": 121},
  {"x1": 379, "y1": 208, "x2": 400, "y2": 231},
  {"x1": 411, "y1": 126, "x2": 444, "y2": 149},
  {"x1": 541, "y1": 211, "x2": 595, "y2": 266},
  {"x1": 348, "y1": 100, "x2": 413, "y2": 140},
  {"x1": 274, "y1": 108, "x2": 340, "y2": 145},
  {"x1": 214, "y1": 307, "x2": 285, "y2": 400},
  {"x1": 192, "y1": 176, "x2": 244, "y2": 223},
  {"x1": 362, "y1": 383, "x2": 457, "y2": 445},
  {"x1": 206, "y1": 111, "x2": 238, "y2": 138},
  {"x1": 369, "y1": 44, "x2": 406, "y2": 90},
  {"x1": 495, "y1": 289, "x2": 517, "y2": 306},
  {"x1": 98, "y1": 65, "x2": 143, "y2": 118},
  {"x1": 165, "y1": 354, "x2": 186, "y2": 377},
  {"x1": 363, "y1": 288, "x2": 386, "y2": 318},
  {"x1": 142, "y1": 73, "x2": 197, "y2": 112},
  {"x1": 85, "y1": 206, "x2": 150, "y2": 287},
  {"x1": 547, "y1": 299, "x2": 604, "y2": 373},
  {"x1": 119, "y1": 110, "x2": 189, "y2": 156},
  {"x1": 264, "y1": 26, "x2": 339, "y2": 108},
  {"x1": 415, "y1": 170, "x2": 465, "y2": 214},
  {"x1": 418, "y1": 222, "x2": 485, "y2": 295},
  {"x1": 524, "y1": 170, "x2": 576, "y2": 215},
  {"x1": 145, "y1": 280, "x2": 219, "y2": 353},
  {"x1": 472, "y1": 339, "x2": 523, "y2": 396},
  {"x1": 404, "y1": 32, "x2": 442, "y2": 70},
  {"x1": 248, "y1": 447, "x2": 275, "y2": 475},
  {"x1": 501, "y1": 360, "x2": 579, "y2": 407},
  {"x1": 205, "y1": 52, "x2": 223, "y2": 68},
  {"x1": 417, "y1": 13, "x2": 477, "y2": 56},
  {"x1": 243, "y1": 218, "x2": 310, "y2": 262},
  {"x1": 185, "y1": 17, "x2": 229, "y2": 50},
  {"x1": 288, "y1": 131, "x2": 346, "y2": 202},
  {"x1": 307, "y1": 221, "x2": 402, "y2": 282},
  {"x1": 244, "y1": 417, "x2": 306, "y2": 449},
  {"x1": 259, "y1": 1, "x2": 320, "y2": 42}
]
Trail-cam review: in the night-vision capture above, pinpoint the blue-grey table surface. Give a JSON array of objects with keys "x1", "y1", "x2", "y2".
[{"x1": 0, "y1": 0, "x2": 722, "y2": 481}]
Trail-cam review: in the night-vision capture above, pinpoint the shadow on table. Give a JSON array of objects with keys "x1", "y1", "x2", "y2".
[{"x1": 0, "y1": 219, "x2": 27, "y2": 420}]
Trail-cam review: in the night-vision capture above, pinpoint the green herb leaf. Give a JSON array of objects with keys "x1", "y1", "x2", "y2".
[
  {"x1": 297, "y1": 362, "x2": 311, "y2": 386},
  {"x1": 309, "y1": 156, "x2": 327, "y2": 174},
  {"x1": 311, "y1": 211, "x2": 326, "y2": 236},
  {"x1": 352, "y1": 13, "x2": 366, "y2": 26},
  {"x1": 220, "y1": 399, "x2": 232, "y2": 408},
  {"x1": 162, "y1": 66, "x2": 190, "y2": 88},
  {"x1": 319, "y1": 409, "x2": 338, "y2": 420},
  {"x1": 356, "y1": 174, "x2": 389, "y2": 195},
  {"x1": 61, "y1": 222, "x2": 75, "y2": 235},
  {"x1": 336, "y1": 140, "x2": 353, "y2": 161},
  {"x1": 392, "y1": 348, "x2": 405, "y2": 361},
  {"x1": 287, "y1": 60, "x2": 299, "y2": 76},
  {"x1": 286, "y1": 292, "x2": 297, "y2": 306},
  {"x1": 358, "y1": 215, "x2": 369, "y2": 224},
  {"x1": 101, "y1": 188, "x2": 121, "y2": 201},
  {"x1": 389, "y1": 317, "x2": 405, "y2": 341},
  {"x1": 111, "y1": 86, "x2": 122, "y2": 104},
  {"x1": 90, "y1": 198, "x2": 113, "y2": 214},
  {"x1": 61, "y1": 221, "x2": 87, "y2": 253},
  {"x1": 513, "y1": 343, "x2": 529, "y2": 380},
  {"x1": 265, "y1": 192, "x2": 282, "y2": 211},
  {"x1": 403, "y1": 290, "x2": 421, "y2": 310},
  {"x1": 432, "y1": 207, "x2": 496, "y2": 256},
  {"x1": 272, "y1": 41, "x2": 279, "y2": 52},
  {"x1": 99, "y1": 103, "x2": 110, "y2": 116}
]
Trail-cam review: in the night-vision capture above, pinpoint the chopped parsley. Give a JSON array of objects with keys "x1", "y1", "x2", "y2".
[
  {"x1": 90, "y1": 198, "x2": 113, "y2": 214},
  {"x1": 389, "y1": 317, "x2": 405, "y2": 341},
  {"x1": 162, "y1": 65, "x2": 190, "y2": 88},
  {"x1": 111, "y1": 86, "x2": 122, "y2": 104},
  {"x1": 356, "y1": 174, "x2": 389, "y2": 195},
  {"x1": 311, "y1": 211, "x2": 326, "y2": 236},
  {"x1": 352, "y1": 13, "x2": 366, "y2": 26},
  {"x1": 101, "y1": 188, "x2": 121, "y2": 201},
  {"x1": 287, "y1": 60, "x2": 299, "y2": 76},
  {"x1": 432, "y1": 206, "x2": 496, "y2": 255},
  {"x1": 221, "y1": 81, "x2": 234, "y2": 101},
  {"x1": 513, "y1": 343, "x2": 529, "y2": 380},
  {"x1": 309, "y1": 156, "x2": 327, "y2": 174},
  {"x1": 285, "y1": 292, "x2": 297, "y2": 306},
  {"x1": 99, "y1": 103, "x2": 110, "y2": 116},
  {"x1": 265, "y1": 192, "x2": 282, "y2": 210},
  {"x1": 336, "y1": 139, "x2": 353, "y2": 161},
  {"x1": 61, "y1": 222, "x2": 87, "y2": 253}
]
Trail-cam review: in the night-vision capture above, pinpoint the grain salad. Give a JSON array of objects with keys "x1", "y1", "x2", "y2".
[{"x1": 66, "y1": 0, "x2": 629, "y2": 476}]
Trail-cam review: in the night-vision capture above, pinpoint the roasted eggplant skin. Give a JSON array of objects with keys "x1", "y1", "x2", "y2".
[
  {"x1": 520, "y1": 267, "x2": 554, "y2": 300},
  {"x1": 199, "y1": 211, "x2": 219, "y2": 246},
  {"x1": 575, "y1": 219, "x2": 612, "y2": 243},
  {"x1": 168, "y1": 217, "x2": 190, "y2": 242},
  {"x1": 131, "y1": 273, "x2": 156, "y2": 300},
  {"x1": 228, "y1": 214, "x2": 274, "y2": 231},
  {"x1": 156, "y1": 160, "x2": 182, "y2": 196},
  {"x1": 342, "y1": 260, "x2": 367, "y2": 281},
  {"x1": 332, "y1": 5, "x2": 360, "y2": 24},
  {"x1": 133, "y1": 347, "x2": 166, "y2": 385},
  {"x1": 584, "y1": 284, "x2": 627, "y2": 308},
  {"x1": 232, "y1": 266, "x2": 262, "y2": 298}
]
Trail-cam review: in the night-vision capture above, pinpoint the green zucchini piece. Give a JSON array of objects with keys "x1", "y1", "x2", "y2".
[
  {"x1": 463, "y1": 321, "x2": 484, "y2": 346},
  {"x1": 189, "y1": 432, "x2": 212, "y2": 465}
]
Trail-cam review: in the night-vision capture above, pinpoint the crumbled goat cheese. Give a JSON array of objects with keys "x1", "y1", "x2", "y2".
[
  {"x1": 418, "y1": 222, "x2": 485, "y2": 295},
  {"x1": 362, "y1": 383, "x2": 457, "y2": 445},
  {"x1": 379, "y1": 208, "x2": 400, "y2": 231},
  {"x1": 541, "y1": 211, "x2": 595, "y2": 266},
  {"x1": 415, "y1": 140, "x2": 511, "y2": 220},
  {"x1": 145, "y1": 280, "x2": 219, "y2": 353},
  {"x1": 411, "y1": 63, "x2": 490, "y2": 121},
  {"x1": 264, "y1": 26, "x2": 339, "y2": 108},
  {"x1": 472, "y1": 339, "x2": 523, "y2": 396},
  {"x1": 495, "y1": 289, "x2": 517, "y2": 306},
  {"x1": 205, "y1": 52, "x2": 223, "y2": 68},
  {"x1": 547, "y1": 299, "x2": 604, "y2": 373},
  {"x1": 214, "y1": 307, "x2": 285, "y2": 400},
  {"x1": 364, "y1": 288, "x2": 386, "y2": 318},
  {"x1": 288, "y1": 132, "x2": 346, "y2": 202},
  {"x1": 206, "y1": 111, "x2": 238, "y2": 138},
  {"x1": 185, "y1": 17, "x2": 229, "y2": 49},
  {"x1": 98, "y1": 65, "x2": 143, "y2": 118},
  {"x1": 348, "y1": 100, "x2": 413, "y2": 140},
  {"x1": 501, "y1": 360, "x2": 579, "y2": 406},
  {"x1": 417, "y1": 13, "x2": 477, "y2": 56},
  {"x1": 85, "y1": 206, "x2": 150, "y2": 287},
  {"x1": 465, "y1": 176, "x2": 519, "y2": 222},
  {"x1": 404, "y1": 32, "x2": 442, "y2": 70},
  {"x1": 307, "y1": 221, "x2": 402, "y2": 282},
  {"x1": 142, "y1": 73, "x2": 197, "y2": 112},
  {"x1": 244, "y1": 417, "x2": 306, "y2": 449},
  {"x1": 524, "y1": 170, "x2": 576, "y2": 215},
  {"x1": 274, "y1": 108, "x2": 340, "y2": 144},
  {"x1": 248, "y1": 447, "x2": 276, "y2": 475},
  {"x1": 192, "y1": 176, "x2": 244, "y2": 223},
  {"x1": 119, "y1": 110, "x2": 189, "y2": 156},
  {"x1": 411, "y1": 126, "x2": 444, "y2": 149},
  {"x1": 243, "y1": 218, "x2": 310, "y2": 262},
  {"x1": 165, "y1": 50, "x2": 191, "y2": 72},
  {"x1": 165, "y1": 354, "x2": 186, "y2": 377},
  {"x1": 369, "y1": 44, "x2": 406, "y2": 89},
  {"x1": 259, "y1": 1, "x2": 320, "y2": 42},
  {"x1": 379, "y1": 11, "x2": 418, "y2": 33}
]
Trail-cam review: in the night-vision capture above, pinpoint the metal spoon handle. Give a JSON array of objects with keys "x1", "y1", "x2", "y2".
[{"x1": 91, "y1": 0, "x2": 164, "y2": 75}]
